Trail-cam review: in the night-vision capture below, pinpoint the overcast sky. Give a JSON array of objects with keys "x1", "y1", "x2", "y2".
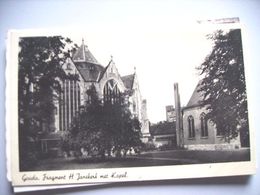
[
  {"x1": 58, "y1": 2, "x2": 240, "y2": 123},
  {"x1": 66, "y1": 25, "x2": 215, "y2": 123}
]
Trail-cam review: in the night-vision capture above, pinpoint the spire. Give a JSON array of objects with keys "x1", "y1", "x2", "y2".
[
  {"x1": 109, "y1": 55, "x2": 115, "y2": 66},
  {"x1": 82, "y1": 38, "x2": 88, "y2": 49},
  {"x1": 82, "y1": 39, "x2": 86, "y2": 61}
]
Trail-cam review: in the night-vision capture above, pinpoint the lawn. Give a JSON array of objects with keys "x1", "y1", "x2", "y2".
[
  {"x1": 30, "y1": 148, "x2": 250, "y2": 171},
  {"x1": 140, "y1": 148, "x2": 250, "y2": 163}
]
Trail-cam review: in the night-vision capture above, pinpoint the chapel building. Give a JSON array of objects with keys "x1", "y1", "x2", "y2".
[{"x1": 174, "y1": 82, "x2": 241, "y2": 150}]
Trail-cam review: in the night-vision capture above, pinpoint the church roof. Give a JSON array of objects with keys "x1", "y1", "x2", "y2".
[
  {"x1": 72, "y1": 39, "x2": 105, "y2": 82},
  {"x1": 97, "y1": 59, "x2": 113, "y2": 82},
  {"x1": 72, "y1": 40, "x2": 100, "y2": 65},
  {"x1": 71, "y1": 40, "x2": 136, "y2": 85},
  {"x1": 186, "y1": 80, "x2": 204, "y2": 107},
  {"x1": 75, "y1": 62, "x2": 104, "y2": 82},
  {"x1": 121, "y1": 74, "x2": 135, "y2": 89}
]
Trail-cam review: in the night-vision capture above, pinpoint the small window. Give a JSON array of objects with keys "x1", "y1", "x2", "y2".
[
  {"x1": 89, "y1": 65, "x2": 94, "y2": 71},
  {"x1": 67, "y1": 63, "x2": 72, "y2": 70}
]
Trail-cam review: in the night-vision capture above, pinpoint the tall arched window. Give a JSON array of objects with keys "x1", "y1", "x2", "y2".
[
  {"x1": 200, "y1": 112, "x2": 208, "y2": 137},
  {"x1": 60, "y1": 79, "x2": 81, "y2": 131},
  {"x1": 188, "y1": 115, "x2": 195, "y2": 138},
  {"x1": 103, "y1": 79, "x2": 121, "y2": 104},
  {"x1": 200, "y1": 113, "x2": 208, "y2": 137}
]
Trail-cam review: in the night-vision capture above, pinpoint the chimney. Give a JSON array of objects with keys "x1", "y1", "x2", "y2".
[{"x1": 174, "y1": 83, "x2": 184, "y2": 148}]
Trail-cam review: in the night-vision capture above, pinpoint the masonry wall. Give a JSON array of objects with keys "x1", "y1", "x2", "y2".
[{"x1": 182, "y1": 106, "x2": 241, "y2": 150}]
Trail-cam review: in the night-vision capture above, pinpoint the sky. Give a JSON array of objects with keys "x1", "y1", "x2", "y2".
[
  {"x1": 66, "y1": 24, "x2": 215, "y2": 123},
  {"x1": 51, "y1": 1, "x2": 241, "y2": 123},
  {"x1": 65, "y1": 22, "x2": 241, "y2": 123}
]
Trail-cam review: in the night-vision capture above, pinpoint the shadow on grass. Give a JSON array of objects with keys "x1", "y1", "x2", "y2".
[{"x1": 27, "y1": 148, "x2": 250, "y2": 171}]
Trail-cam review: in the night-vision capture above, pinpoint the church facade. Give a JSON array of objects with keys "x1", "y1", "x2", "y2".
[{"x1": 51, "y1": 40, "x2": 150, "y2": 140}]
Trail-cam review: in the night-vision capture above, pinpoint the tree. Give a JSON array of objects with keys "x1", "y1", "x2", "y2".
[
  {"x1": 150, "y1": 121, "x2": 176, "y2": 136},
  {"x1": 18, "y1": 36, "x2": 76, "y2": 170},
  {"x1": 66, "y1": 85, "x2": 108, "y2": 157},
  {"x1": 67, "y1": 85, "x2": 142, "y2": 159},
  {"x1": 197, "y1": 29, "x2": 249, "y2": 146}
]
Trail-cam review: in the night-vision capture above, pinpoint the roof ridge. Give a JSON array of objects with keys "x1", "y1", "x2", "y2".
[
  {"x1": 121, "y1": 73, "x2": 135, "y2": 78},
  {"x1": 186, "y1": 80, "x2": 204, "y2": 107}
]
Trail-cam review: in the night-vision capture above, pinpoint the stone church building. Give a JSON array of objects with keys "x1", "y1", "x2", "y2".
[
  {"x1": 41, "y1": 40, "x2": 150, "y2": 154},
  {"x1": 174, "y1": 82, "x2": 241, "y2": 150}
]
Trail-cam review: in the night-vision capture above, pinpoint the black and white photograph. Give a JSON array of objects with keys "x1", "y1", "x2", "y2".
[{"x1": 7, "y1": 19, "x2": 255, "y2": 186}]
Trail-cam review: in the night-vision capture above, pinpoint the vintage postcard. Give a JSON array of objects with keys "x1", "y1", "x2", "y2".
[{"x1": 6, "y1": 18, "x2": 256, "y2": 186}]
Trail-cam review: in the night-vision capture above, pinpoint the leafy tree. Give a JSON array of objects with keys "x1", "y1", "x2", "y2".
[
  {"x1": 67, "y1": 85, "x2": 108, "y2": 157},
  {"x1": 67, "y1": 85, "x2": 142, "y2": 159},
  {"x1": 150, "y1": 121, "x2": 176, "y2": 136},
  {"x1": 18, "y1": 36, "x2": 76, "y2": 170},
  {"x1": 103, "y1": 97, "x2": 142, "y2": 156},
  {"x1": 197, "y1": 29, "x2": 249, "y2": 146}
]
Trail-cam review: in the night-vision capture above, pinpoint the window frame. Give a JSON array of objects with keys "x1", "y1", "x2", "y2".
[
  {"x1": 200, "y1": 112, "x2": 208, "y2": 138},
  {"x1": 188, "y1": 115, "x2": 195, "y2": 139}
]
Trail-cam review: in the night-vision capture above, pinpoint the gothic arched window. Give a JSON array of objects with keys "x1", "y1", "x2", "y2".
[
  {"x1": 188, "y1": 115, "x2": 195, "y2": 138},
  {"x1": 200, "y1": 112, "x2": 208, "y2": 137},
  {"x1": 103, "y1": 79, "x2": 121, "y2": 104}
]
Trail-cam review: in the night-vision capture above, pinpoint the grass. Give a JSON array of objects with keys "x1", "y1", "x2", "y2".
[
  {"x1": 140, "y1": 148, "x2": 250, "y2": 163},
  {"x1": 29, "y1": 148, "x2": 250, "y2": 171}
]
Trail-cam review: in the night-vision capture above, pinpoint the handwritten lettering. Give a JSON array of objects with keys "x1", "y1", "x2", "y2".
[
  {"x1": 42, "y1": 173, "x2": 66, "y2": 181},
  {"x1": 76, "y1": 172, "x2": 97, "y2": 180},
  {"x1": 21, "y1": 171, "x2": 128, "y2": 184},
  {"x1": 22, "y1": 174, "x2": 40, "y2": 182},
  {"x1": 100, "y1": 174, "x2": 108, "y2": 178},
  {"x1": 111, "y1": 172, "x2": 127, "y2": 179}
]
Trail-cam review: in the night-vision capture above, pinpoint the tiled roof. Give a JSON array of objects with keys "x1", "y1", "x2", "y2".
[
  {"x1": 186, "y1": 80, "x2": 204, "y2": 107},
  {"x1": 75, "y1": 62, "x2": 104, "y2": 82},
  {"x1": 121, "y1": 74, "x2": 135, "y2": 89},
  {"x1": 72, "y1": 41, "x2": 100, "y2": 65},
  {"x1": 72, "y1": 40, "x2": 104, "y2": 82}
]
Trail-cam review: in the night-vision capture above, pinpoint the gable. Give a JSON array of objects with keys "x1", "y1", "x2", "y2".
[
  {"x1": 62, "y1": 58, "x2": 79, "y2": 75},
  {"x1": 99, "y1": 59, "x2": 121, "y2": 81},
  {"x1": 98, "y1": 59, "x2": 126, "y2": 92}
]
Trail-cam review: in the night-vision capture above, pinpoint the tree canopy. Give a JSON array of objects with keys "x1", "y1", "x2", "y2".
[
  {"x1": 198, "y1": 29, "x2": 249, "y2": 146},
  {"x1": 66, "y1": 85, "x2": 142, "y2": 158},
  {"x1": 150, "y1": 121, "x2": 176, "y2": 136},
  {"x1": 18, "y1": 36, "x2": 76, "y2": 170}
]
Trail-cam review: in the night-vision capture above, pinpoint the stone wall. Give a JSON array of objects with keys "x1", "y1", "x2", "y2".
[{"x1": 182, "y1": 105, "x2": 241, "y2": 149}]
